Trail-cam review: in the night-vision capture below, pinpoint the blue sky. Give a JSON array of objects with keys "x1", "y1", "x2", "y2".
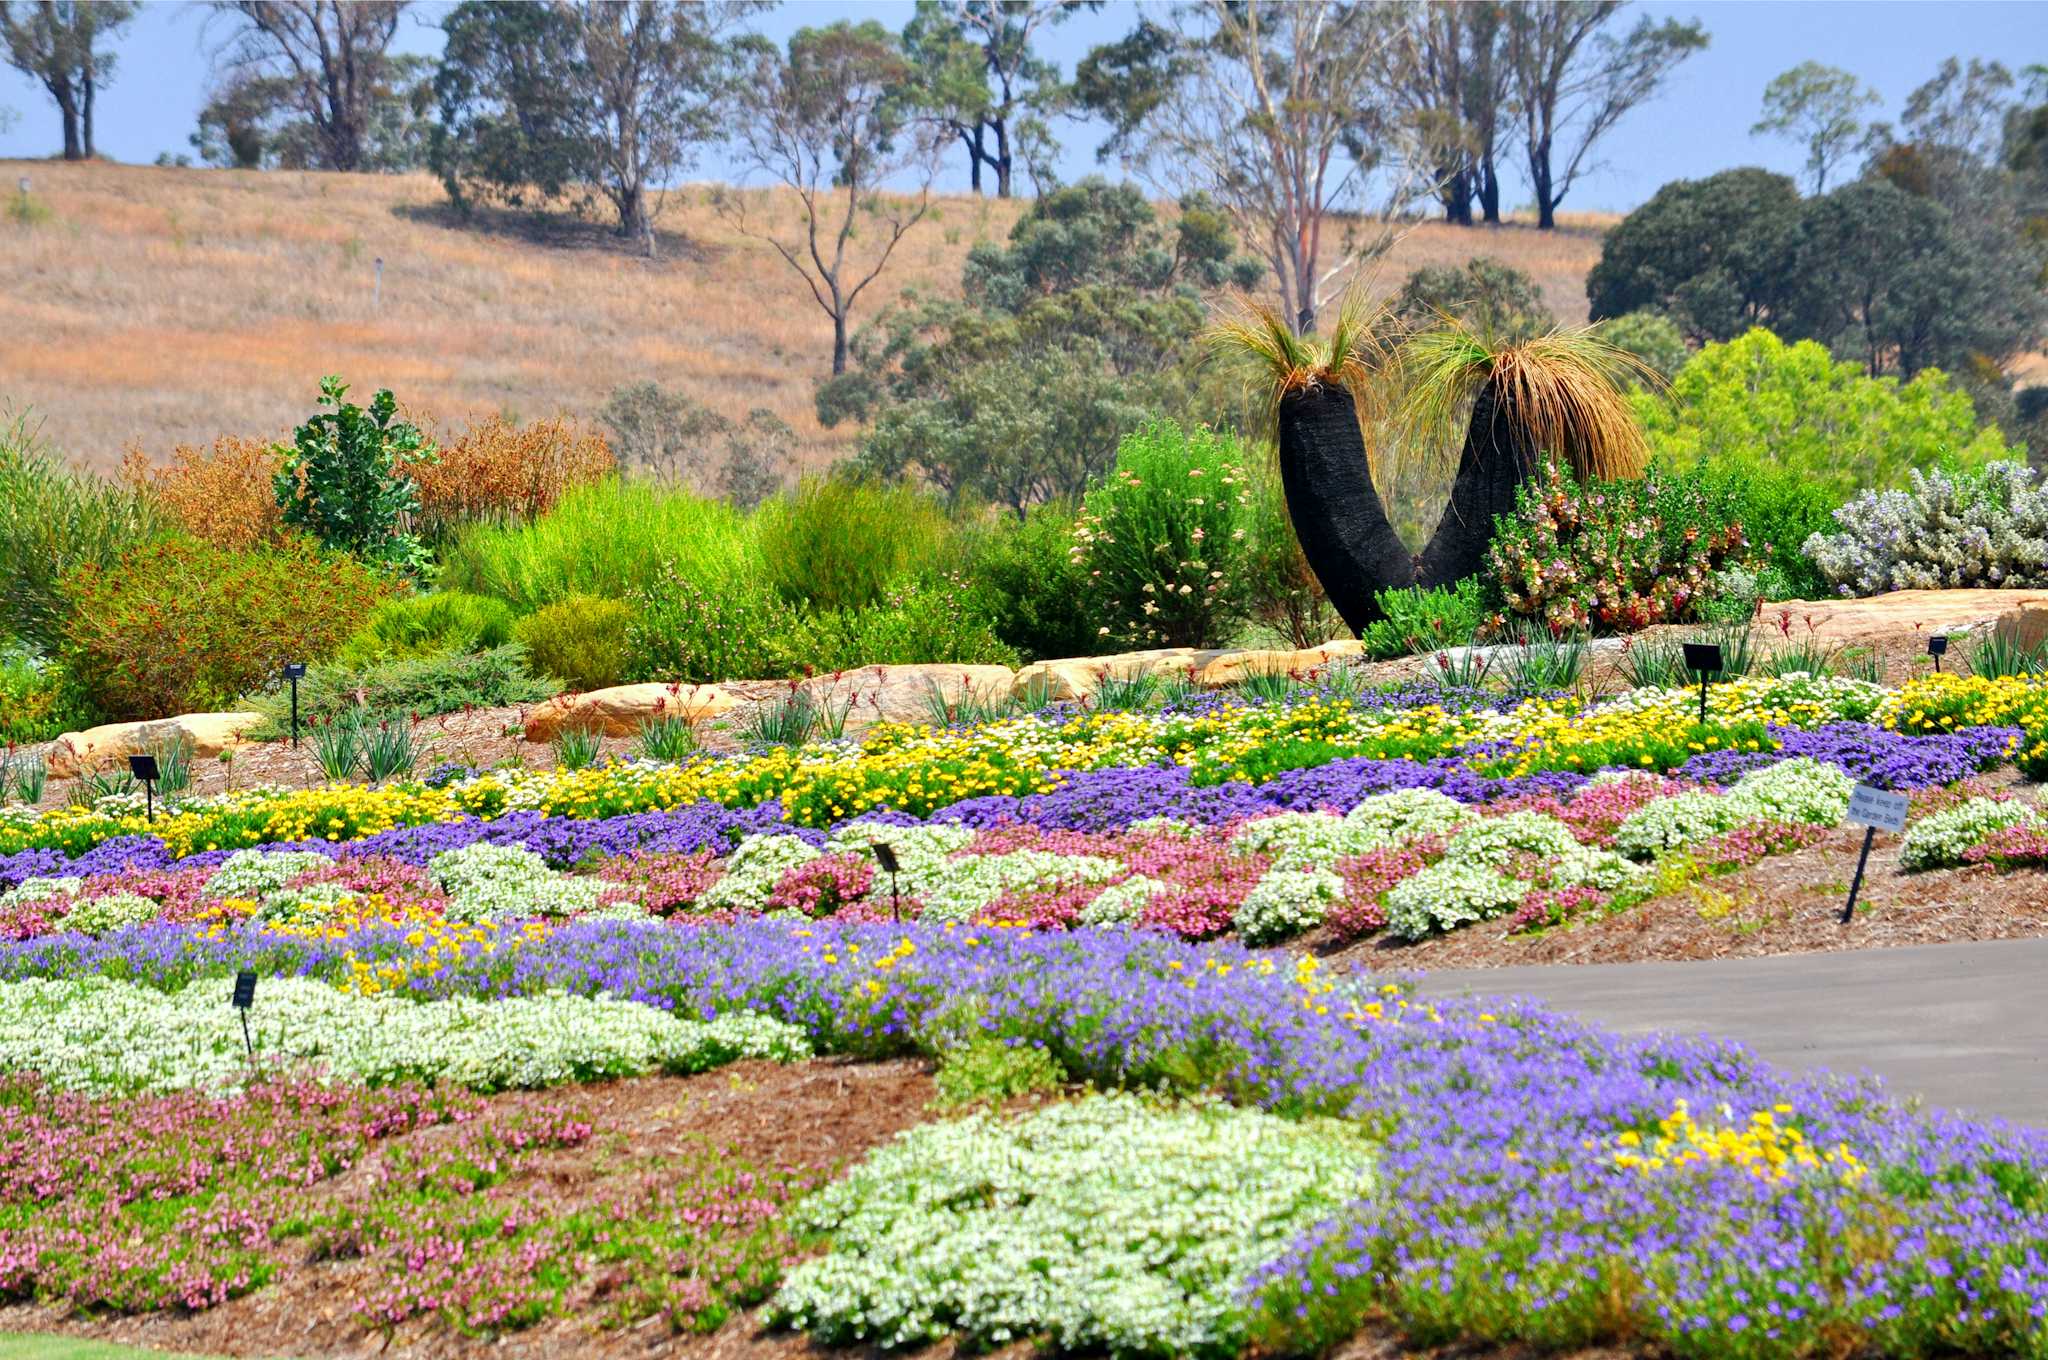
[{"x1": 2, "y1": 0, "x2": 2041, "y2": 212}]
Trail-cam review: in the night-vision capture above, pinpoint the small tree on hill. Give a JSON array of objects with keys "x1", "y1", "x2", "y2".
[{"x1": 722, "y1": 21, "x2": 944, "y2": 376}]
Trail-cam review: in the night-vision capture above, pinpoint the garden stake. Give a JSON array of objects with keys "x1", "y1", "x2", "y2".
[
  {"x1": 231, "y1": 970, "x2": 258, "y2": 1060},
  {"x1": 872, "y1": 841, "x2": 902, "y2": 922},
  {"x1": 1681, "y1": 643, "x2": 1723, "y2": 726},
  {"x1": 283, "y1": 662, "x2": 307, "y2": 748},
  {"x1": 128, "y1": 753, "x2": 159, "y2": 823},
  {"x1": 1928, "y1": 634, "x2": 1947, "y2": 672},
  {"x1": 1840, "y1": 826, "x2": 1878, "y2": 923}
]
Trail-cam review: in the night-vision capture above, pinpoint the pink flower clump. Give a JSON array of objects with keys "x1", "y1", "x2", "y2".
[
  {"x1": 1327, "y1": 838, "x2": 1443, "y2": 942},
  {"x1": 766, "y1": 854, "x2": 875, "y2": 919}
]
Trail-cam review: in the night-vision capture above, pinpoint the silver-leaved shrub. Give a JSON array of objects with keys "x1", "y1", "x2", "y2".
[{"x1": 1804, "y1": 462, "x2": 2048, "y2": 596}]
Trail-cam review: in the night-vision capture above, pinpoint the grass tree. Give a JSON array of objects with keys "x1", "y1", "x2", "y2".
[{"x1": 1212, "y1": 300, "x2": 1650, "y2": 634}]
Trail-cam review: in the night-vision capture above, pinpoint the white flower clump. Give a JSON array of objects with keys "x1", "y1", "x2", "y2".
[
  {"x1": 1613, "y1": 792, "x2": 1743, "y2": 859},
  {"x1": 0, "y1": 876, "x2": 83, "y2": 910},
  {"x1": 1384, "y1": 811, "x2": 1640, "y2": 940},
  {"x1": 426, "y1": 843, "x2": 625, "y2": 921},
  {"x1": 825, "y1": 823, "x2": 978, "y2": 890},
  {"x1": 698, "y1": 833, "x2": 824, "y2": 912},
  {"x1": 57, "y1": 893, "x2": 159, "y2": 937},
  {"x1": 1614, "y1": 758, "x2": 1855, "y2": 860},
  {"x1": 257, "y1": 880, "x2": 359, "y2": 925},
  {"x1": 1231, "y1": 791, "x2": 1471, "y2": 871},
  {"x1": 1899, "y1": 797, "x2": 2039, "y2": 872},
  {"x1": 1231, "y1": 867, "x2": 1345, "y2": 945},
  {"x1": 0, "y1": 974, "x2": 808, "y2": 1095},
  {"x1": 1726, "y1": 757, "x2": 1855, "y2": 825},
  {"x1": 772, "y1": 1093, "x2": 1373, "y2": 1355},
  {"x1": 916, "y1": 850, "x2": 1123, "y2": 923},
  {"x1": 1077, "y1": 875, "x2": 1168, "y2": 927},
  {"x1": 1804, "y1": 461, "x2": 2048, "y2": 596},
  {"x1": 203, "y1": 850, "x2": 335, "y2": 901},
  {"x1": 1343, "y1": 787, "x2": 1479, "y2": 843}
]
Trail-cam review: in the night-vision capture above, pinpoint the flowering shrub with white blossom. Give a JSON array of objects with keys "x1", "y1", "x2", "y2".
[{"x1": 1071, "y1": 420, "x2": 1257, "y2": 648}]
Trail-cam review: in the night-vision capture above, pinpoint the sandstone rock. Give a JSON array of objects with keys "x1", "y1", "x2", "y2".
[
  {"x1": 1192, "y1": 640, "x2": 1367, "y2": 687},
  {"x1": 723, "y1": 664, "x2": 1019, "y2": 731},
  {"x1": 47, "y1": 712, "x2": 265, "y2": 779},
  {"x1": 1758, "y1": 589, "x2": 2048, "y2": 645},
  {"x1": 1010, "y1": 648, "x2": 1221, "y2": 703},
  {"x1": 1997, "y1": 601, "x2": 2048, "y2": 656},
  {"x1": 523, "y1": 684, "x2": 738, "y2": 743}
]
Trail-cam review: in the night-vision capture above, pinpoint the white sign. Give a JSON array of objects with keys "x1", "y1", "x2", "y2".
[{"x1": 1846, "y1": 784, "x2": 1909, "y2": 834}]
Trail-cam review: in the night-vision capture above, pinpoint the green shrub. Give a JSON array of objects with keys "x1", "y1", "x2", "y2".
[
  {"x1": 273, "y1": 376, "x2": 433, "y2": 570},
  {"x1": 1240, "y1": 462, "x2": 1344, "y2": 649},
  {"x1": 1073, "y1": 420, "x2": 1258, "y2": 649},
  {"x1": 932, "y1": 1038, "x2": 1065, "y2": 1108},
  {"x1": 1488, "y1": 459, "x2": 1754, "y2": 635},
  {"x1": 792, "y1": 575, "x2": 1019, "y2": 672},
  {"x1": 627, "y1": 570, "x2": 800, "y2": 684},
  {"x1": 962, "y1": 501, "x2": 1103, "y2": 661},
  {"x1": 1597, "y1": 309, "x2": 1688, "y2": 386},
  {"x1": 1635, "y1": 329, "x2": 2012, "y2": 502},
  {"x1": 60, "y1": 535, "x2": 390, "y2": 720},
  {"x1": 439, "y1": 479, "x2": 758, "y2": 612},
  {"x1": 515, "y1": 594, "x2": 634, "y2": 690},
  {"x1": 337, "y1": 591, "x2": 518, "y2": 666},
  {"x1": 1360, "y1": 580, "x2": 1487, "y2": 660},
  {"x1": 241, "y1": 643, "x2": 560, "y2": 733},
  {"x1": 756, "y1": 474, "x2": 951, "y2": 612},
  {"x1": 0, "y1": 647, "x2": 97, "y2": 745},
  {"x1": 0, "y1": 410, "x2": 161, "y2": 651},
  {"x1": 1691, "y1": 463, "x2": 1833, "y2": 600}
]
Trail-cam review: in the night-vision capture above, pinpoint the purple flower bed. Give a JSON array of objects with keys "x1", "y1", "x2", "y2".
[
  {"x1": 5, "y1": 916, "x2": 2045, "y2": 1355},
  {"x1": 1677, "y1": 724, "x2": 2021, "y2": 790}
]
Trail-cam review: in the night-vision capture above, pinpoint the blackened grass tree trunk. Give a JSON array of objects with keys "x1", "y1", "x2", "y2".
[
  {"x1": 1275, "y1": 384, "x2": 1417, "y2": 635},
  {"x1": 1225, "y1": 303, "x2": 1652, "y2": 634}
]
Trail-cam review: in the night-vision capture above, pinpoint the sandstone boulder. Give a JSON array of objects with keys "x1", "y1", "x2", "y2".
[
  {"x1": 1758, "y1": 589, "x2": 2048, "y2": 644},
  {"x1": 723, "y1": 664, "x2": 1019, "y2": 731},
  {"x1": 523, "y1": 684, "x2": 738, "y2": 743},
  {"x1": 47, "y1": 712, "x2": 265, "y2": 779},
  {"x1": 1192, "y1": 640, "x2": 1367, "y2": 687},
  {"x1": 1010, "y1": 648, "x2": 1222, "y2": 703}
]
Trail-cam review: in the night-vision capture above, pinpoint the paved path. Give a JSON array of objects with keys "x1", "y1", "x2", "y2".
[{"x1": 1414, "y1": 937, "x2": 2048, "y2": 1127}]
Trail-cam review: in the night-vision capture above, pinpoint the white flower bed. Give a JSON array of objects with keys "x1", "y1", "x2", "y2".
[
  {"x1": 427, "y1": 842, "x2": 627, "y2": 921},
  {"x1": 1900, "y1": 797, "x2": 2040, "y2": 872},
  {"x1": 1384, "y1": 811, "x2": 1640, "y2": 940},
  {"x1": 1232, "y1": 868, "x2": 1345, "y2": 945},
  {"x1": 1613, "y1": 758, "x2": 1855, "y2": 861},
  {"x1": 0, "y1": 975, "x2": 807, "y2": 1095},
  {"x1": 772, "y1": 1093, "x2": 1373, "y2": 1355}
]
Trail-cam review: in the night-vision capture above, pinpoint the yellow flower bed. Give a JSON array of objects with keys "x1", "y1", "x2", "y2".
[{"x1": 1612, "y1": 1099, "x2": 1867, "y2": 1185}]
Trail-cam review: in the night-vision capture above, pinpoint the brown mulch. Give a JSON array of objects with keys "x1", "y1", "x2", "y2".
[
  {"x1": 1327, "y1": 826, "x2": 2048, "y2": 975},
  {"x1": 0, "y1": 1058, "x2": 940, "y2": 1360}
]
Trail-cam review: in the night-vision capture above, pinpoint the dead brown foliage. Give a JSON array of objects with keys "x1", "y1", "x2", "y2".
[
  {"x1": 120, "y1": 434, "x2": 282, "y2": 548},
  {"x1": 410, "y1": 413, "x2": 617, "y2": 537}
]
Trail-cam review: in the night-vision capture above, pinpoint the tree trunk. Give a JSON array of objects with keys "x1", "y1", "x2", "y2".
[
  {"x1": 1445, "y1": 170, "x2": 1473, "y2": 226},
  {"x1": 1414, "y1": 381, "x2": 1543, "y2": 590},
  {"x1": 1274, "y1": 385, "x2": 1415, "y2": 636},
  {"x1": 992, "y1": 116, "x2": 1011, "y2": 198},
  {"x1": 81, "y1": 70, "x2": 94, "y2": 158},
  {"x1": 1478, "y1": 156, "x2": 1502, "y2": 223},
  {"x1": 50, "y1": 79, "x2": 81, "y2": 160},
  {"x1": 964, "y1": 124, "x2": 983, "y2": 193},
  {"x1": 831, "y1": 310, "x2": 848, "y2": 376},
  {"x1": 1530, "y1": 137, "x2": 1556, "y2": 229}
]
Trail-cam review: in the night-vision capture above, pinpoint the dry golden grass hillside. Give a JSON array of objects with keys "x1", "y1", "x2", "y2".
[{"x1": 1, "y1": 160, "x2": 1613, "y2": 472}]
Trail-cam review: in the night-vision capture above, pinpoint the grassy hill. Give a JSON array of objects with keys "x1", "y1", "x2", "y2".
[{"x1": 1, "y1": 160, "x2": 1614, "y2": 473}]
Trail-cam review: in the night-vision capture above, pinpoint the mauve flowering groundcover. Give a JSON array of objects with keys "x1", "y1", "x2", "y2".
[{"x1": 5, "y1": 917, "x2": 2045, "y2": 1356}]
